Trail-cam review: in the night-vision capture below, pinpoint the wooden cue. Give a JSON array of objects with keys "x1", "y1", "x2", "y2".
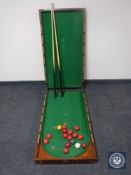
[
  {"x1": 51, "y1": 3, "x2": 64, "y2": 97},
  {"x1": 51, "y1": 3, "x2": 57, "y2": 98}
]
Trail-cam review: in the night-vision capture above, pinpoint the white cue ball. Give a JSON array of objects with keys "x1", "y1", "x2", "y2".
[{"x1": 75, "y1": 143, "x2": 80, "y2": 148}]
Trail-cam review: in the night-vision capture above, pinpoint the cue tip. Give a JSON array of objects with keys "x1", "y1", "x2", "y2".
[{"x1": 61, "y1": 91, "x2": 64, "y2": 97}]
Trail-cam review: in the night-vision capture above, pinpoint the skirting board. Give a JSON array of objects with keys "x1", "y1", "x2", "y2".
[{"x1": 0, "y1": 79, "x2": 131, "y2": 85}]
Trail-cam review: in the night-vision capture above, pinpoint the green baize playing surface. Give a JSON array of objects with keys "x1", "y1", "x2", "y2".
[{"x1": 41, "y1": 91, "x2": 91, "y2": 158}]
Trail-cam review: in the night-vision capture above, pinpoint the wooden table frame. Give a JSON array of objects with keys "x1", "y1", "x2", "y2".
[
  {"x1": 34, "y1": 89, "x2": 98, "y2": 164},
  {"x1": 34, "y1": 8, "x2": 98, "y2": 164}
]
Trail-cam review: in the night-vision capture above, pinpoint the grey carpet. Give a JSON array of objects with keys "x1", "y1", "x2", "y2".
[{"x1": 0, "y1": 81, "x2": 130, "y2": 175}]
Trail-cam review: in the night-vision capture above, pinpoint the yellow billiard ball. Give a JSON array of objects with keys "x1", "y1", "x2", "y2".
[{"x1": 57, "y1": 125, "x2": 62, "y2": 130}]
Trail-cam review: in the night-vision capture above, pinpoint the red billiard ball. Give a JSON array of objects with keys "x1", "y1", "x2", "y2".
[
  {"x1": 74, "y1": 126, "x2": 80, "y2": 131},
  {"x1": 46, "y1": 133, "x2": 52, "y2": 139},
  {"x1": 68, "y1": 130, "x2": 73, "y2": 135},
  {"x1": 63, "y1": 124, "x2": 67, "y2": 129},
  {"x1": 73, "y1": 133, "x2": 78, "y2": 138},
  {"x1": 63, "y1": 133, "x2": 68, "y2": 138},
  {"x1": 67, "y1": 135, "x2": 72, "y2": 140},
  {"x1": 63, "y1": 148, "x2": 69, "y2": 154},
  {"x1": 63, "y1": 129, "x2": 67, "y2": 133},
  {"x1": 43, "y1": 138, "x2": 49, "y2": 144},
  {"x1": 65, "y1": 142, "x2": 71, "y2": 148},
  {"x1": 78, "y1": 134, "x2": 83, "y2": 140},
  {"x1": 82, "y1": 143, "x2": 87, "y2": 148}
]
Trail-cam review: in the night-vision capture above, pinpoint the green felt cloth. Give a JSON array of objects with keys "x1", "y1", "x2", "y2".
[
  {"x1": 40, "y1": 10, "x2": 84, "y2": 88},
  {"x1": 41, "y1": 91, "x2": 91, "y2": 158}
]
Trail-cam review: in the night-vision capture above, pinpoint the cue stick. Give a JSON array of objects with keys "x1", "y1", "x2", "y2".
[
  {"x1": 51, "y1": 3, "x2": 64, "y2": 97},
  {"x1": 51, "y1": 4, "x2": 57, "y2": 98}
]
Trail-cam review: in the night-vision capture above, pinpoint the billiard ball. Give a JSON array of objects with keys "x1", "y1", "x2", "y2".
[
  {"x1": 75, "y1": 143, "x2": 80, "y2": 148},
  {"x1": 57, "y1": 125, "x2": 62, "y2": 130},
  {"x1": 63, "y1": 124, "x2": 67, "y2": 129},
  {"x1": 46, "y1": 133, "x2": 52, "y2": 139},
  {"x1": 63, "y1": 148, "x2": 69, "y2": 154},
  {"x1": 68, "y1": 130, "x2": 73, "y2": 135},
  {"x1": 82, "y1": 143, "x2": 87, "y2": 148},
  {"x1": 67, "y1": 135, "x2": 72, "y2": 140},
  {"x1": 63, "y1": 129, "x2": 67, "y2": 133},
  {"x1": 65, "y1": 142, "x2": 71, "y2": 148},
  {"x1": 74, "y1": 125, "x2": 80, "y2": 131},
  {"x1": 70, "y1": 139, "x2": 75, "y2": 145},
  {"x1": 63, "y1": 133, "x2": 68, "y2": 138},
  {"x1": 73, "y1": 133, "x2": 78, "y2": 138},
  {"x1": 78, "y1": 134, "x2": 83, "y2": 140},
  {"x1": 43, "y1": 138, "x2": 49, "y2": 144}
]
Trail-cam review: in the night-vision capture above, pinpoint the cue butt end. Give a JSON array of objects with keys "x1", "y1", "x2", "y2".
[{"x1": 51, "y1": 3, "x2": 54, "y2": 10}]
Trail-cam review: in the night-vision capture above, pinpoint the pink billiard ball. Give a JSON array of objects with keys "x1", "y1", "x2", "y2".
[
  {"x1": 74, "y1": 125, "x2": 80, "y2": 131},
  {"x1": 43, "y1": 138, "x2": 49, "y2": 144},
  {"x1": 78, "y1": 134, "x2": 83, "y2": 140},
  {"x1": 82, "y1": 143, "x2": 87, "y2": 148},
  {"x1": 67, "y1": 135, "x2": 72, "y2": 140},
  {"x1": 46, "y1": 133, "x2": 52, "y2": 139},
  {"x1": 63, "y1": 148, "x2": 69, "y2": 154},
  {"x1": 68, "y1": 130, "x2": 73, "y2": 135},
  {"x1": 65, "y1": 142, "x2": 71, "y2": 148},
  {"x1": 63, "y1": 133, "x2": 68, "y2": 138},
  {"x1": 73, "y1": 133, "x2": 78, "y2": 138}
]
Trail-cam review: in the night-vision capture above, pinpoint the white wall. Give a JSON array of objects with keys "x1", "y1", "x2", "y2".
[{"x1": 0, "y1": 0, "x2": 131, "y2": 81}]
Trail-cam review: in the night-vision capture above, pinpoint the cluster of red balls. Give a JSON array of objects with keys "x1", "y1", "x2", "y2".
[
  {"x1": 60, "y1": 124, "x2": 87, "y2": 154},
  {"x1": 62, "y1": 124, "x2": 83, "y2": 140},
  {"x1": 43, "y1": 133, "x2": 52, "y2": 144},
  {"x1": 43, "y1": 124, "x2": 87, "y2": 155}
]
